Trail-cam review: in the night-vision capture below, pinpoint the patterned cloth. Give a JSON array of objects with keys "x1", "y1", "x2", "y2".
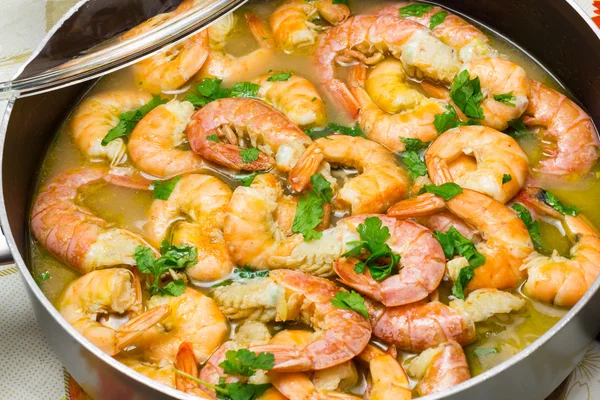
[{"x1": 0, "y1": 1, "x2": 599, "y2": 400}]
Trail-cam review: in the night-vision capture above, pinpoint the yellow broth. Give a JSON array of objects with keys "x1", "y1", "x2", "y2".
[{"x1": 28, "y1": 0, "x2": 597, "y2": 392}]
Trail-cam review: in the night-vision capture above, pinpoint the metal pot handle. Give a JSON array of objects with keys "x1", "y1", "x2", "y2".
[{"x1": 0, "y1": 225, "x2": 14, "y2": 265}]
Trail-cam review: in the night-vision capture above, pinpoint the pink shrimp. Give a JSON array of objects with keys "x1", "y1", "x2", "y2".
[
  {"x1": 315, "y1": 15, "x2": 460, "y2": 118},
  {"x1": 30, "y1": 168, "x2": 154, "y2": 274},
  {"x1": 334, "y1": 215, "x2": 446, "y2": 307},
  {"x1": 186, "y1": 98, "x2": 311, "y2": 171},
  {"x1": 366, "y1": 300, "x2": 476, "y2": 352},
  {"x1": 523, "y1": 81, "x2": 599, "y2": 177}
]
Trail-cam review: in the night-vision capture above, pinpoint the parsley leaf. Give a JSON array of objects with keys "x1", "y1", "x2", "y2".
[
  {"x1": 450, "y1": 70, "x2": 484, "y2": 119},
  {"x1": 430, "y1": 11, "x2": 447, "y2": 29},
  {"x1": 35, "y1": 271, "x2": 51, "y2": 285},
  {"x1": 267, "y1": 72, "x2": 292, "y2": 82},
  {"x1": 304, "y1": 123, "x2": 366, "y2": 140},
  {"x1": 401, "y1": 137, "x2": 429, "y2": 152},
  {"x1": 230, "y1": 82, "x2": 261, "y2": 98},
  {"x1": 473, "y1": 347, "x2": 499, "y2": 357},
  {"x1": 330, "y1": 291, "x2": 369, "y2": 319},
  {"x1": 418, "y1": 182, "x2": 463, "y2": 200},
  {"x1": 240, "y1": 147, "x2": 260, "y2": 163},
  {"x1": 291, "y1": 174, "x2": 332, "y2": 241},
  {"x1": 512, "y1": 204, "x2": 543, "y2": 252},
  {"x1": 235, "y1": 267, "x2": 270, "y2": 279},
  {"x1": 502, "y1": 174, "x2": 512, "y2": 184},
  {"x1": 133, "y1": 241, "x2": 197, "y2": 296},
  {"x1": 101, "y1": 95, "x2": 167, "y2": 145},
  {"x1": 433, "y1": 226, "x2": 486, "y2": 299},
  {"x1": 184, "y1": 78, "x2": 230, "y2": 107},
  {"x1": 544, "y1": 191, "x2": 580, "y2": 216},
  {"x1": 332, "y1": 0, "x2": 348, "y2": 4},
  {"x1": 207, "y1": 134, "x2": 221, "y2": 142},
  {"x1": 219, "y1": 349, "x2": 274, "y2": 376},
  {"x1": 433, "y1": 105, "x2": 481, "y2": 134},
  {"x1": 493, "y1": 91, "x2": 517, "y2": 107},
  {"x1": 173, "y1": 369, "x2": 271, "y2": 400},
  {"x1": 506, "y1": 118, "x2": 530, "y2": 137},
  {"x1": 342, "y1": 217, "x2": 401, "y2": 281},
  {"x1": 237, "y1": 172, "x2": 262, "y2": 187},
  {"x1": 400, "y1": 4, "x2": 434, "y2": 17},
  {"x1": 400, "y1": 151, "x2": 428, "y2": 179},
  {"x1": 151, "y1": 176, "x2": 181, "y2": 200}
]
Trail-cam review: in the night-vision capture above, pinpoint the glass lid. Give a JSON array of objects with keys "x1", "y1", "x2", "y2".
[{"x1": 0, "y1": 0, "x2": 247, "y2": 98}]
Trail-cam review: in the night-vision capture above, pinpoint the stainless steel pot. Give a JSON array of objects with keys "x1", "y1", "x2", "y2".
[{"x1": 1, "y1": 1, "x2": 599, "y2": 399}]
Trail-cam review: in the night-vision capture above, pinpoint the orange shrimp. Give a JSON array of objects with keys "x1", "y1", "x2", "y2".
[
  {"x1": 408, "y1": 340, "x2": 470, "y2": 396},
  {"x1": 315, "y1": 15, "x2": 460, "y2": 118},
  {"x1": 415, "y1": 211, "x2": 480, "y2": 241},
  {"x1": 30, "y1": 168, "x2": 154, "y2": 274},
  {"x1": 174, "y1": 342, "x2": 214, "y2": 399},
  {"x1": 187, "y1": 98, "x2": 311, "y2": 171},
  {"x1": 334, "y1": 215, "x2": 446, "y2": 307},
  {"x1": 516, "y1": 187, "x2": 600, "y2": 307},
  {"x1": 356, "y1": 345, "x2": 412, "y2": 400},
  {"x1": 289, "y1": 136, "x2": 408, "y2": 214},
  {"x1": 366, "y1": 300, "x2": 476, "y2": 352},
  {"x1": 523, "y1": 81, "x2": 599, "y2": 177}
]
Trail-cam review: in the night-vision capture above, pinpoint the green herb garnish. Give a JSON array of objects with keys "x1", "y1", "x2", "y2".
[
  {"x1": 342, "y1": 217, "x2": 400, "y2": 281},
  {"x1": 240, "y1": 147, "x2": 260, "y2": 164},
  {"x1": 219, "y1": 349, "x2": 274, "y2": 376},
  {"x1": 35, "y1": 271, "x2": 51, "y2": 285},
  {"x1": 544, "y1": 191, "x2": 580, "y2": 216},
  {"x1": 291, "y1": 174, "x2": 332, "y2": 241},
  {"x1": 502, "y1": 174, "x2": 512, "y2": 184},
  {"x1": 512, "y1": 204, "x2": 543, "y2": 252},
  {"x1": 101, "y1": 95, "x2": 167, "y2": 145},
  {"x1": 418, "y1": 182, "x2": 463, "y2": 200},
  {"x1": 473, "y1": 347, "x2": 499, "y2": 357},
  {"x1": 400, "y1": 4, "x2": 434, "y2": 17},
  {"x1": 237, "y1": 172, "x2": 262, "y2": 187},
  {"x1": 433, "y1": 105, "x2": 481, "y2": 134},
  {"x1": 267, "y1": 72, "x2": 292, "y2": 82},
  {"x1": 493, "y1": 92, "x2": 517, "y2": 107},
  {"x1": 506, "y1": 118, "x2": 530, "y2": 137},
  {"x1": 450, "y1": 70, "x2": 484, "y2": 119},
  {"x1": 230, "y1": 82, "x2": 261, "y2": 98},
  {"x1": 235, "y1": 267, "x2": 270, "y2": 279},
  {"x1": 207, "y1": 134, "x2": 221, "y2": 142},
  {"x1": 304, "y1": 123, "x2": 366, "y2": 140},
  {"x1": 184, "y1": 78, "x2": 230, "y2": 107},
  {"x1": 429, "y1": 11, "x2": 447, "y2": 29},
  {"x1": 330, "y1": 291, "x2": 369, "y2": 319},
  {"x1": 399, "y1": 138, "x2": 430, "y2": 180},
  {"x1": 332, "y1": 0, "x2": 348, "y2": 4},
  {"x1": 173, "y1": 369, "x2": 271, "y2": 400},
  {"x1": 151, "y1": 176, "x2": 182, "y2": 200}
]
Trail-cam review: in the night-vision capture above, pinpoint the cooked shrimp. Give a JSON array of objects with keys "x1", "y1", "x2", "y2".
[
  {"x1": 187, "y1": 98, "x2": 311, "y2": 171},
  {"x1": 268, "y1": 330, "x2": 361, "y2": 400},
  {"x1": 207, "y1": 13, "x2": 238, "y2": 50},
  {"x1": 448, "y1": 288, "x2": 526, "y2": 322},
  {"x1": 57, "y1": 268, "x2": 170, "y2": 356},
  {"x1": 389, "y1": 177, "x2": 533, "y2": 292},
  {"x1": 133, "y1": 30, "x2": 209, "y2": 94},
  {"x1": 516, "y1": 187, "x2": 600, "y2": 307},
  {"x1": 315, "y1": 15, "x2": 460, "y2": 117},
  {"x1": 133, "y1": 287, "x2": 228, "y2": 364},
  {"x1": 356, "y1": 345, "x2": 412, "y2": 400},
  {"x1": 408, "y1": 340, "x2": 470, "y2": 396},
  {"x1": 128, "y1": 100, "x2": 206, "y2": 178},
  {"x1": 523, "y1": 81, "x2": 599, "y2": 177},
  {"x1": 269, "y1": 0, "x2": 350, "y2": 53},
  {"x1": 197, "y1": 12, "x2": 276, "y2": 83},
  {"x1": 415, "y1": 211, "x2": 480, "y2": 241},
  {"x1": 30, "y1": 168, "x2": 154, "y2": 274},
  {"x1": 347, "y1": 60, "x2": 447, "y2": 152},
  {"x1": 145, "y1": 174, "x2": 234, "y2": 282},
  {"x1": 289, "y1": 136, "x2": 408, "y2": 214},
  {"x1": 253, "y1": 72, "x2": 327, "y2": 127},
  {"x1": 365, "y1": 300, "x2": 476, "y2": 352},
  {"x1": 173, "y1": 342, "x2": 214, "y2": 399},
  {"x1": 334, "y1": 215, "x2": 446, "y2": 307},
  {"x1": 379, "y1": 3, "x2": 498, "y2": 62},
  {"x1": 214, "y1": 269, "x2": 372, "y2": 371},
  {"x1": 425, "y1": 125, "x2": 529, "y2": 203},
  {"x1": 117, "y1": 355, "x2": 180, "y2": 388},
  {"x1": 70, "y1": 90, "x2": 152, "y2": 164}
]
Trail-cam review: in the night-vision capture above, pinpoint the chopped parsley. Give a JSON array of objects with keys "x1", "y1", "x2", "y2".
[
  {"x1": 502, "y1": 174, "x2": 512, "y2": 184},
  {"x1": 332, "y1": 0, "x2": 348, "y2": 4},
  {"x1": 219, "y1": 349, "x2": 274, "y2": 376},
  {"x1": 429, "y1": 11, "x2": 447, "y2": 29},
  {"x1": 330, "y1": 291, "x2": 369, "y2": 319},
  {"x1": 544, "y1": 191, "x2": 580, "y2": 216},
  {"x1": 418, "y1": 182, "x2": 463, "y2": 200},
  {"x1": 433, "y1": 227, "x2": 486, "y2": 299},
  {"x1": 506, "y1": 118, "x2": 530, "y2": 137},
  {"x1": 493, "y1": 92, "x2": 517, "y2": 107},
  {"x1": 399, "y1": 138, "x2": 431, "y2": 180},
  {"x1": 512, "y1": 204, "x2": 543, "y2": 252},
  {"x1": 267, "y1": 72, "x2": 292, "y2": 82},
  {"x1": 230, "y1": 82, "x2": 261, "y2": 98},
  {"x1": 235, "y1": 266, "x2": 270, "y2": 279},
  {"x1": 450, "y1": 70, "x2": 484, "y2": 119},
  {"x1": 291, "y1": 174, "x2": 332, "y2": 241},
  {"x1": 151, "y1": 176, "x2": 181, "y2": 200},
  {"x1": 35, "y1": 271, "x2": 51, "y2": 285},
  {"x1": 237, "y1": 172, "x2": 263, "y2": 187},
  {"x1": 101, "y1": 95, "x2": 167, "y2": 145},
  {"x1": 304, "y1": 123, "x2": 366, "y2": 140},
  {"x1": 473, "y1": 347, "x2": 499, "y2": 357},
  {"x1": 433, "y1": 105, "x2": 481, "y2": 134},
  {"x1": 240, "y1": 147, "x2": 260, "y2": 164},
  {"x1": 134, "y1": 241, "x2": 197, "y2": 296},
  {"x1": 207, "y1": 134, "x2": 221, "y2": 142},
  {"x1": 400, "y1": 4, "x2": 434, "y2": 17},
  {"x1": 173, "y1": 369, "x2": 271, "y2": 400},
  {"x1": 184, "y1": 78, "x2": 230, "y2": 107},
  {"x1": 342, "y1": 217, "x2": 400, "y2": 281}
]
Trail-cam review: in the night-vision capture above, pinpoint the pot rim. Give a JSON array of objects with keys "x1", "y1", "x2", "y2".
[{"x1": 1, "y1": 0, "x2": 599, "y2": 398}]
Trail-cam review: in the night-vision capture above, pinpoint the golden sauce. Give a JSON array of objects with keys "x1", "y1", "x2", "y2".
[{"x1": 28, "y1": 0, "x2": 596, "y2": 391}]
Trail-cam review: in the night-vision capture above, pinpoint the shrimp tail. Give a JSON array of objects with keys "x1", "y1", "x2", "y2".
[
  {"x1": 115, "y1": 304, "x2": 171, "y2": 354},
  {"x1": 245, "y1": 12, "x2": 275, "y2": 49},
  {"x1": 335, "y1": 258, "x2": 385, "y2": 302},
  {"x1": 388, "y1": 193, "x2": 446, "y2": 219},
  {"x1": 289, "y1": 144, "x2": 325, "y2": 191},
  {"x1": 250, "y1": 344, "x2": 313, "y2": 372}
]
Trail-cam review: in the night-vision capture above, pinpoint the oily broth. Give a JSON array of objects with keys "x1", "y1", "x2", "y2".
[{"x1": 28, "y1": 0, "x2": 597, "y2": 391}]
